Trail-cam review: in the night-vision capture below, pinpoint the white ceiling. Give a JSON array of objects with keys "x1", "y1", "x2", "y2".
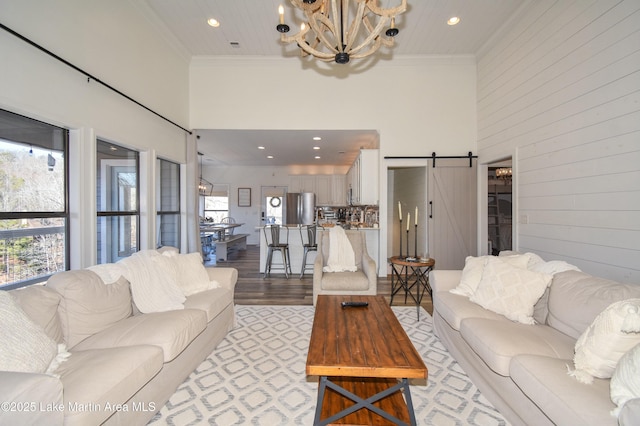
[{"x1": 141, "y1": 0, "x2": 526, "y2": 167}]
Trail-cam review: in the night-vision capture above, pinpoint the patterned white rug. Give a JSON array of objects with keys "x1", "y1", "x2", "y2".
[{"x1": 148, "y1": 305, "x2": 508, "y2": 425}]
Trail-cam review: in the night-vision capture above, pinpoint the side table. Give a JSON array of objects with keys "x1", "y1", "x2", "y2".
[{"x1": 389, "y1": 256, "x2": 435, "y2": 320}]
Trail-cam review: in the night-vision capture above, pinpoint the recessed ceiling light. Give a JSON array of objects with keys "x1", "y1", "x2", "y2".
[
  {"x1": 315, "y1": 156, "x2": 321, "y2": 159},
  {"x1": 447, "y1": 16, "x2": 460, "y2": 26},
  {"x1": 313, "y1": 136, "x2": 322, "y2": 141},
  {"x1": 258, "y1": 146, "x2": 265, "y2": 150},
  {"x1": 313, "y1": 146, "x2": 320, "y2": 150},
  {"x1": 207, "y1": 18, "x2": 220, "y2": 27},
  {"x1": 267, "y1": 155, "x2": 274, "y2": 159}
]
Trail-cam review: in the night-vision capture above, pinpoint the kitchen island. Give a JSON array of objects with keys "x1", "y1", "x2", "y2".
[{"x1": 258, "y1": 225, "x2": 380, "y2": 277}]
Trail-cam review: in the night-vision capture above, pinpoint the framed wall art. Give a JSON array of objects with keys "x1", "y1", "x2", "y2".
[{"x1": 238, "y1": 188, "x2": 251, "y2": 207}]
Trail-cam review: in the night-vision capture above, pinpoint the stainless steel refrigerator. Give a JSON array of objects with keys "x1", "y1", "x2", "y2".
[{"x1": 285, "y1": 192, "x2": 316, "y2": 225}]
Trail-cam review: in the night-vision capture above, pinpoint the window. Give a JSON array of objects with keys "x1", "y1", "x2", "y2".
[
  {"x1": 0, "y1": 109, "x2": 69, "y2": 289},
  {"x1": 157, "y1": 158, "x2": 180, "y2": 248},
  {"x1": 202, "y1": 185, "x2": 229, "y2": 223},
  {"x1": 96, "y1": 140, "x2": 139, "y2": 264}
]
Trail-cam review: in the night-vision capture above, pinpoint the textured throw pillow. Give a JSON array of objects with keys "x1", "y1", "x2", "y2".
[
  {"x1": 117, "y1": 250, "x2": 186, "y2": 313},
  {"x1": 569, "y1": 299, "x2": 640, "y2": 384},
  {"x1": 611, "y1": 343, "x2": 640, "y2": 418},
  {"x1": 451, "y1": 255, "x2": 530, "y2": 297},
  {"x1": 469, "y1": 257, "x2": 552, "y2": 324},
  {"x1": 0, "y1": 291, "x2": 58, "y2": 374},
  {"x1": 160, "y1": 251, "x2": 219, "y2": 296},
  {"x1": 46, "y1": 270, "x2": 132, "y2": 348}
]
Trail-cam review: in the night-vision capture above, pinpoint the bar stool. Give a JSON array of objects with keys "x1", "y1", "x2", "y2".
[
  {"x1": 263, "y1": 225, "x2": 291, "y2": 278},
  {"x1": 299, "y1": 224, "x2": 318, "y2": 279}
]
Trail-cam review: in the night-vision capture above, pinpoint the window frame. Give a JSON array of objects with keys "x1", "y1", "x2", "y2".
[{"x1": 0, "y1": 109, "x2": 70, "y2": 289}]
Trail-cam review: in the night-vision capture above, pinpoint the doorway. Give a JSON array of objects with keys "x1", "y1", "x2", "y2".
[
  {"x1": 261, "y1": 186, "x2": 287, "y2": 225},
  {"x1": 487, "y1": 159, "x2": 512, "y2": 255}
]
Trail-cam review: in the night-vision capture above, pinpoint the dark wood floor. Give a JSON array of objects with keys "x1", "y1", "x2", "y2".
[{"x1": 208, "y1": 244, "x2": 434, "y2": 315}]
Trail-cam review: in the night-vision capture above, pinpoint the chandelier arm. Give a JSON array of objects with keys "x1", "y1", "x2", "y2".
[
  {"x1": 289, "y1": 32, "x2": 336, "y2": 60},
  {"x1": 330, "y1": 0, "x2": 343, "y2": 53},
  {"x1": 343, "y1": 1, "x2": 366, "y2": 52},
  {"x1": 308, "y1": 10, "x2": 339, "y2": 54},
  {"x1": 350, "y1": 36, "x2": 383, "y2": 59},
  {"x1": 349, "y1": 15, "x2": 388, "y2": 55},
  {"x1": 365, "y1": 0, "x2": 407, "y2": 17}
]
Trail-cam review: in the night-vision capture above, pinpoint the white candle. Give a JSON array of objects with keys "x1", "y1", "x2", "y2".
[
  {"x1": 278, "y1": 5, "x2": 284, "y2": 24},
  {"x1": 398, "y1": 201, "x2": 402, "y2": 219},
  {"x1": 407, "y1": 213, "x2": 410, "y2": 230},
  {"x1": 415, "y1": 206, "x2": 418, "y2": 225}
]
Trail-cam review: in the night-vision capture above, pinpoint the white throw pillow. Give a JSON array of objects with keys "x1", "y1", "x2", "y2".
[
  {"x1": 0, "y1": 291, "x2": 58, "y2": 374},
  {"x1": 469, "y1": 257, "x2": 552, "y2": 324},
  {"x1": 611, "y1": 343, "x2": 640, "y2": 418},
  {"x1": 161, "y1": 252, "x2": 219, "y2": 296},
  {"x1": 569, "y1": 299, "x2": 640, "y2": 384},
  {"x1": 451, "y1": 255, "x2": 530, "y2": 298}
]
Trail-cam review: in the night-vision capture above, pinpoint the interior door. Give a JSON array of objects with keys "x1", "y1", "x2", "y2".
[{"x1": 428, "y1": 158, "x2": 477, "y2": 269}]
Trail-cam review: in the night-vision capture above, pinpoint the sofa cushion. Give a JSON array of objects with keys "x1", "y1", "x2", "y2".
[
  {"x1": 0, "y1": 291, "x2": 58, "y2": 374},
  {"x1": 510, "y1": 354, "x2": 616, "y2": 426},
  {"x1": 434, "y1": 291, "x2": 505, "y2": 331},
  {"x1": 56, "y1": 345, "x2": 163, "y2": 426},
  {"x1": 547, "y1": 271, "x2": 640, "y2": 340},
  {"x1": 469, "y1": 257, "x2": 552, "y2": 324},
  {"x1": 184, "y1": 288, "x2": 233, "y2": 322},
  {"x1": 321, "y1": 270, "x2": 370, "y2": 291},
  {"x1": 72, "y1": 309, "x2": 207, "y2": 362},
  {"x1": 46, "y1": 270, "x2": 132, "y2": 348},
  {"x1": 611, "y1": 343, "x2": 640, "y2": 418},
  {"x1": 570, "y1": 299, "x2": 640, "y2": 384},
  {"x1": 0, "y1": 371, "x2": 64, "y2": 426},
  {"x1": 460, "y1": 318, "x2": 575, "y2": 376},
  {"x1": 10, "y1": 285, "x2": 63, "y2": 343}
]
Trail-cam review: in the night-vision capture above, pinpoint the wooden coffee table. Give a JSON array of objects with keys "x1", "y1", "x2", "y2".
[{"x1": 307, "y1": 295, "x2": 428, "y2": 425}]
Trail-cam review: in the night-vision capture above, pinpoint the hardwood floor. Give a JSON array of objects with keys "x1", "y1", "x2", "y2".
[{"x1": 207, "y1": 244, "x2": 434, "y2": 316}]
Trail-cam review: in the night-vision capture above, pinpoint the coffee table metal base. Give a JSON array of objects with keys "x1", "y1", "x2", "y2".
[{"x1": 314, "y1": 376, "x2": 416, "y2": 426}]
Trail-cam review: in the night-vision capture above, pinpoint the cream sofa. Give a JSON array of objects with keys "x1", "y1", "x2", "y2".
[
  {"x1": 431, "y1": 257, "x2": 640, "y2": 426},
  {"x1": 0, "y1": 248, "x2": 237, "y2": 426}
]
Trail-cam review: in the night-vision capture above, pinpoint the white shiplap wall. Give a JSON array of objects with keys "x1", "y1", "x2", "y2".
[{"x1": 477, "y1": 0, "x2": 640, "y2": 283}]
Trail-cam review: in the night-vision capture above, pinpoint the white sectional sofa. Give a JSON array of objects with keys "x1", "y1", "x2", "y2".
[
  {"x1": 0, "y1": 248, "x2": 237, "y2": 425},
  {"x1": 431, "y1": 254, "x2": 640, "y2": 426}
]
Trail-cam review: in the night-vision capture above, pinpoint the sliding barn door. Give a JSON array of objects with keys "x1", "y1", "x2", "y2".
[{"x1": 428, "y1": 159, "x2": 477, "y2": 270}]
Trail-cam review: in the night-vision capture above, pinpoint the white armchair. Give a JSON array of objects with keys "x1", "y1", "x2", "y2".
[{"x1": 312, "y1": 229, "x2": 377, "y2": 305}]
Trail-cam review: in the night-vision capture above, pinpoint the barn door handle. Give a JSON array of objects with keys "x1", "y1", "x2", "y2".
[{"x1": 429, "y1": 201, "x2": 433, "y2": 219}]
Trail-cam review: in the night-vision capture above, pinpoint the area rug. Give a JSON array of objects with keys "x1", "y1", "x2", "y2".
[{"x1": 148, "y1": 305, "x2": 509, "y2": 425}]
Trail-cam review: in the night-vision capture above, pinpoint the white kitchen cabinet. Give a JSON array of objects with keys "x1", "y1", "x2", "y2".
[
  {"x1": 331, "y1": 175, "x2": 346, "y2": 205},
  {"x1": 348, "y1": 149, "x2": 378, "y2": 205},
  {"x1": 315, "y1": 175, "x2": 331, "y2": 205},
  {"x1": 289, "y1": 175, "x2": 316, "y2": 193}
]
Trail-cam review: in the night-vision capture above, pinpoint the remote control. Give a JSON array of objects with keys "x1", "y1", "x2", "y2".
[{"x1": 341, "y1": 301, "x2": 369, "y2": 308}]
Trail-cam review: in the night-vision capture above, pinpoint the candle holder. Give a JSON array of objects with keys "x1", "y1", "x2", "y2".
[
  {"x1": 414, "y1": 224, "x2": 418, "y2": 259},
  {"x1": 399, "y1": 219, "x2": 403, "y2": 258},
  {"x1": 406, "y1": 229, "x2": 410, "y2": 260}
]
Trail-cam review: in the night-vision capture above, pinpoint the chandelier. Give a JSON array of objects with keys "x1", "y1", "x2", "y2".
[
  {"x1": 495, "y1": 167, "x2": 512, "y2": 182},
  {"x1": 276, "y1": 0, "x2": 407, "y2": 64},
  {"x1": 198, "y1": 153, "x2": 213, "y2": 196}
]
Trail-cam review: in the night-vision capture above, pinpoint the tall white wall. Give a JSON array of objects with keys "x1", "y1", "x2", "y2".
[
  {"x1": 0, "y1": 0, "x2": 191, "y2": 266},
  {"x1": 190, "y1": 55, "x2": 478, "y2": 267},
  {"x1": 477, "y1": 0, "x2": 640, "y2": 282}
]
